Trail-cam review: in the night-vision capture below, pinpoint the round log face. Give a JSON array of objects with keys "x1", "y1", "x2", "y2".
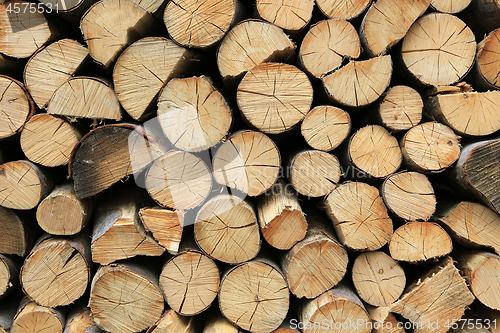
[
  {"x1": 0, "y1": 258, "x2": 9, "y2": 297},
  {"x1": 315, "y1": 0, "x2": 372, "y2": 19},
  {"x1": 256, "y1": 0, "x2": 314, "y2": 31},
  {"x1": 301, "y1": 105, "x2": 351, "y2": 151},
  {"x1": 430, "y1": 0, "x2": 471, "y2": 13},
  {"x1": 470, "y1": 255, "x2": 500, "y2": 310},
  {"x1": 0, "y1": 161, "x2": 45, "y2": 210},
  {"x1": 477, "y1": 28, "x2": 500, "y2": 89},
  {"x1": 0, "y1": 76, "x2": 31, "y2": 139},
  {"x1": 11, "y1": 305, "x2": 64, "y2": 333},
  {"x1": 378, "y1": 85, "x2": 422, "y2": 132}
]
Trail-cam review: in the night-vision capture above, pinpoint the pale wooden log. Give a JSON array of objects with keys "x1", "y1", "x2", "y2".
[
  {"x1": 10, "y1": 298, "x2": 66, "y2": 333},
  {"x1": 324, "y1": 181, "x2": 393, "y2": 251},
  {"x1": 158, "y1": 75, "x2": 232, "y2": 151},
  {"x1": 467, "y1": 0, "x2": 500, "y2": 37},
  {"x1": 0, "y1": 160, "x2": 53, "y2": 210},
  {"x1": 377, "y1": 85, "x2": 423, "y2": 132},
  {"x1": 195, "y1": 194, "x2": 260, "y2": 264},
  {"x1": 139, "y1": 207, "x2": 184, "y2": 254},
  {"x1": 390, "y1": 257, "x2": 475, "y2": 333},
  {"x1": 113, "y1": 37, "x2": 195, "y2": 121},
  {"x1": 301, "y1": 105, "x2": 351, "y2": 151},
  {"x1": 359, "y1": 0, "x2": 430, "y2": 57},
  {"x1": 430, "y1": 0, "x2": 471, "y2": 13},
  {"x1": 256, "y1": 179, "x2": 307, "y2": 250},
  {"x1": 64, "y1": 304, "x2": 104, "y2": 333},
  {"x1": 0, "y1": 76, "x2": 34, "y2": 140},
  {"x1": 280, "y1": 211, "x2": 348, "y2": 299},
  {"x1": 0, "y1": 207, "x2": 34, "y2": 256},
  {"x1": 89, "y1": 261, "x2": 164, "y2": 333},
  {"x1": 24, "y1": 39, "x2": 89, "y2": 109},
  {"x1": 0, "y1": 254, "x2": 20, "y2": 299},
  {"x1": 212, "y1": 130, "x2": 281, "y2": 197},
  {"x1": 474, "y1": 28, "x2": 500, "y2": 90},
  {"x1": 401, "y1": 122, "x2": 461, "y2": 173},
  {"x1": 347, "y1": 125, "x2": 402, "y2": 179},
  {"x1": 256, "y1": 0, "x2": 314, "y2": 33},
  {"x1": 146, "y1": 309, "x2": 197, "y2": 333},
  {"x1": 382, "y1": 171, "x2": 436, "y2": 222},
  {"x1": 315, "y1": 0, "x2": 371, "y2": 20},
  {"x1": 288, "y1": 150, "x2": 341, "y2": 197},
  {"x1": 352, "y1": 251, "x2": 406, "y2": 307},
  {"x1": 0, "y1": 297, "x2": 16, "y2": 333},
  {"x1": 219, "y1": 258, "x2": 290, "y2": 332},
  {"x1": 323, "y1": 55, "x2": 392, "y2": 107},
  {"x1": 401, "y1": 13, "x2": 476, "y2": 87},
  {"x1": 367, "y1": 306, "x2": 405, "y2": 333},
  {"x1": 217, "y1": 19, "x2": 295, "y2": 85},
  {"x1": 203, "y1": 308, "x2": 245, "y2": 333}
]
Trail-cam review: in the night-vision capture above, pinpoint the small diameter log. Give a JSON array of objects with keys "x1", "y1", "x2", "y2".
[
  {"x1": 474, "y1": 28, "x2": 500, "y2": 90},
  {"x1": 20, "y1": 114, "x2": 82, "y2": 167},
  {"x1": 212, "y1": 130, "x2": 281, "y2": 196},
  {"x1": 203, "y1": 309, "x2": 245, "y2": 333},
  {"x1": 280, "y1": 211, "x2": 348, "y2": 299},
  {"x1": 0, "y1": 76, "x2": 33, "y2": 140},
  {"x1": 390, "y1": 257, "x2": 475, "y2": 333},
  {"x1": 47, "y1": 77, "x2": 121, "y2": 120},
  {"x1": 237, "y1": 63, "x2": 313, "y2": 134},
  {"x1": 299, "y1": 19, "x2": 360, "y2": 79},
  {"x1": 367, "y1": 307, "x2": 405, "y2": 333},
  {"x1": 114, "y1": 37, "x2": 195, "y2": 121},
  {"x1": 158, "y1": 75, "x2": 232, "y2": 151},
  {"x1": 348, "y1": 125, "x2": 402, "y2": 179},
  {"x1": 147, "y1": 310, "x2": 197, "y2": 333},
  {"x1": 256, "y1": 0, "x2": 314, "y2": 32},
  {"x1": 257, "y1": 179, "x2": 307, "y2": 250},
  {"x1": 217, "y1": 19, "x2": 295, "y2": 85},
  {"x1": 0, "y1": 160, "x2": 52, "y2": 210},
  {"x1": 194, "y1": 194, "x2": 261, "y2": 264},
  {"x1": 324, "y1": 181, "x2": 393, "y2": 251},
  {"x1": 219, "y1": 259, "x2": 290, "y2": 332},
  {"x1": 89, "y1": 261, "x2": 164, "y2": 333},
  {"x1": 301, "y1": 105, "x2": 350, "y2": 152},
  {"x1": 377, "y1": 85, "x2": 423, "y2": 132},
  {"x1": 401, "y1": 13, "x2": 476, "y2": 87},
  {"x1": 0, "y1": 298, "x2": 16, "y2": 333},
  {"x1": 0, "y1": 207, "x2": 34, "y2": 256},
  {"x1": 430, "y1": 0, "x2": 471, "y2": 13},
  {"x1": 288, "y1": 150, "x2": 341, "y2": 197},
  {"x1": 401, "y1": 122, "x2": 461, "y2": 173},
  {"x1": 11, "y1": 299, "x2": 66, "y2": 333},
  {"x1": 323, "y1": 55, "x2": 392, "y2": 108},
  {"x1": 24, "y1": 39, "x2": 89, "y2": 109},
  {"x1": 382, "y1": 171, "x2": 436, "y2": 222},
  {"x1": 0, "y1": 254, "x2": 20, "y2": 298},
  {"x1": 315, "y1": 0, "x2": 371, "y2": 20},
  {"x1": 64, "y1": 304, "x2": 104, "y2": 333},
  {"x1": 359, "y1": 0, "x2": 430, "y2": 57},
  {"x1": 139, "y1": 207, "x2": 184, "y2": 254}
]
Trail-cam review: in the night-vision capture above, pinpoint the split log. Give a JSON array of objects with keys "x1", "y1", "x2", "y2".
[
  {"x1": 147, "y1": 309, "x2": 197, "y2": 333},
  {"x1": 288, "y1": 150, "x2": 341, "y2": 197},
  {"x1": 401, "y1": 13, "x2": 476, "y2": 87},
  {"x1": 299, "y1": 19, "x2": 360, "y2": 79},
  {"x1": 0, "y1": 160, "x2": 53, "y2": 210},
  {"x1": 47, "y1": 77, "x2": 122, "y2": 120},
  {"x1": 323, "y1": 55, "x2": 392, "y2": 108},
  {"x1": 194, "y1": 194, "x2": 260, "y2": 264},
  {"x1": 24, "y1": 39, "x2": 89, "y2": 109},
  {"x1": 280, "y1": 211, "x2": 348, "y2": 299},
  {"x1": 89, "y1": 261, "x2": 164, "y2": 333},
  {"x1": 113, "y1": 37, "x2": 195, "y2": 121},
  {"x1": 347, "y1": 125, "x2": 402, "y2": 179},
  {"x1": 256, "y1": 179, "x2": 307, "y2": 250},
  {"x1": 0, "y1": 207, "x2": 34, "y2": 256},
  {"x1": 217, "y1": 19, "x2": 295, "y2": 85},
  {"x1": 382, "y1": 171, "x2": 436, "y2": 222},
  {"x1": 237, "y1": 63, "x2": 313, "y2": 134},
  {"x1": 315, "y1": 0, "x2": 371, "y2": 20},
  {"x1": 158, "y1": 75, "x2": 232, "y2": 151},
  {"x1": 352, "y1": 251, "x2": 406, "y2": 307},
  {"x1": 390, "y1": 257, "x2": 476, "y2": 333},
  {"x1": 10, "y1": 298, "x2": 66, "y2": 333},
  {"x1": 139, "y1": 207, "x2": 184, "y2": 254},
  {"x1": 219, "y1": 258, "x2": 290, "y2": 332},
  {"x1": 376, "y1": 85, "x2": 423, "y2": 132},
  {"x1": 401, "y1": 122, "x2": 461, "y2": 173},
  {"x1": 0, "y1": 254, "x2": 20, "y2": 298},
  {"x1": 20, "y1": 114, "x2": 82, "y2": 167},
  {"x1": 203, "y1": 308, "x2": 244, "y2": 333},
  {"x1": 430, "y1": 0, "x2": 471, "y2": 13},
  {"x1": 367, "y1": 306, "x2": 405, "y2": 333},
  {"x1": 0, "y1": 76, "x2": 33, "y2": 140},
  {"x1": 64, "y1": 303, "x2": 104, "y2": 333},
  {"x1": 389, "y1": 222, "x2": 453, "y2": 262},
  {"x1": 467, "y1": 0, "x2": 500, "y2": 37},
  {"x1": 301, "y1": 105, "x2": 351, "y2": 151},
  {"x1": 0, "y1": 297, "x2": 16, "y2": 333},
  {"x1": 324, "y1": 181, "x2": 393, "y2": 251},
  {"x1": 212, "y1": 130, "x2": 281, "y2": 196},
  {"x1": 473, "y1": 28, "x2": 500, "y2": 90},
  {"x1": 255, "y1": 0, "x2": 314, "y2": 33}
]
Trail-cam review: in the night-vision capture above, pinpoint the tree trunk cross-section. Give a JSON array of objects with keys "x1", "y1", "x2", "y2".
[
  {"x1": 474, "y1": 28, "x2": 500, "y2": 90},
  {"x1": 139, "y1": 207, "x2": 184, "y2": 254},
  {"x1": 256, "y1": 0, "x2": 314, "y2": 32},
  {"x1": 11, "y1": 299, "x2": 66, "y2": 333},
  {"x1": 0, "y1": 76, "x2": 33, "y2": 140},
  {"x1": 430, "y1": 0, "x2": 471, "y2": 13},
  {"x1": 377, "y1": 85, "x2": 423, "y2": 132},
  {"x1": 315, "y1": 0, "x2": 372, "y2": 20}
]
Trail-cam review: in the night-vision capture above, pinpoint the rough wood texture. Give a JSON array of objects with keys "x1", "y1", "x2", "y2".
[
  {"x1": 64, "y1": 304, "x2": 104, "y2": 333},
  {"x1": 146, "y1": 309, "x2": 197, "y2": 333},
  {"x1": 139, "y1": 207, "x2": 184, "y2": 254},
  {"x1": 203, "y1": 309, "x2": 245, "y2": 333},
  {"x1": 315, "y1": 0, "x2": 372, "y2": 19},
  {"x1": 0, "y1": 76, "x2": 33, "y2": 140},
  {"x1": 324, "y1": 181, "x2": 393, "y2": 251},
  {"x1": 474, "y1": 28, "x2": 500, "y2": 90},
  {"x1": 256, "y1": 0, "x2": 314, "y2": 32},
  {"x1": 367, "y1": 306, "x2": 405, "y2": 333},
  {"x1": 377, "y1": 85, "x2": 423, "y2": 132},
  {"x1": 11, "y1": 299, "x2": 66, "y2": 333},
  {"x1": 0, "y1": 254, "x2": 19, "y2": 299},
  {"x1": 0, "y1": 207, "x2": 33, "y2": 256},
  {"x1": 301, "y1": 105, "x2": 351, "y2": 151},
  {"x1": 430, "y1": 0, "x2": 471, "y2": 13}
]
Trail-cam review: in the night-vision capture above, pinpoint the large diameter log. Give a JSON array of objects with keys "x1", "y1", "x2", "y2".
[
  {"x1": 430, "y1": 0, "x2": 471, "y2": 13},
  {"x1": 315, "y1": 0, "x2": 371, "y2": 20},
  {"x1": 10, "y1": 299, "x2": 66, "y2": 333},
  {"x1": 147, "y1": 310, "x2": 197, "y2": 333},
  {"x1": 377, "y1": 85, "x2": 423, "y2": 132},
  {"x1": 64, "y1": 303, "x2": 104, "y2": 333},
  {"x1": 474, "y1": 28, "x2": 500, "y2": 90},
  {"x1": 0, "y1": 76, "x2": 33, "y2": 140},
  {"x1": 256, "y1": 0, "x2": 314, "y2": 32},
  {"x1": 0, "y1": 207, "x2": 34, "y2": 256},
  {"x1": 0, "y1": 254, "x2": 20, "y2": 299},
  {"x1": 301, "y1": 105, "x2": 351, "y2": 151},
  {"x1": 139, "y1": 207, "x2": 184, "y2": 254}
]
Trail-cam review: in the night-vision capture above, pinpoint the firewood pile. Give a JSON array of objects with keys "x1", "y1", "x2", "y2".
[{"x1": 1, "y1": 0, "x2": 500, "y2": 332}]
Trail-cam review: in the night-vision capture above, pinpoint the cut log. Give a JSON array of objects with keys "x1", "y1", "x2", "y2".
[
  {"x1": 323, "y1": 55, "x2": 392, "y2": 107},
  {"x1": 80, "y1": 0, "x2": 157, "y2": 68},
  {"x1": 280, "y1": 211, "x2": 348, "y2": 299},
  {"x1": 389, "y1": 222, "x2": 453, "y2": 262},
  {"x1": 256, "y1": 0, "x2": 314, "y2": 32},
  {"x1": 430, "y1": 0, "x2": 471, "y2": 13},
  {"x1": 158, "y1": 75, "x2": 232, "y2": 151},
  {"x1": 359, "y1": 0, "x2": 430, "y2": 57},
  {"x1": 89, "y1": 261, "x2": 164, "y2": 333},
  {"x1": 301, "y1": 105, "x2": 351, "y2": 151},
  {"x1": 0, "y1": 76, "x2": 33, "y2": 140},
  {"x1": 217, "y1": 19, "x2": 295, "y2": 85},
  {"x1": 0, "y1": 160, "x2": 53, "y2": 210},
  {"x1": 113, "y1": 37, "x2": 195, "y2": 121},
  {"x1": 367, "y1": 306, "x2": 405, "y2": 333},
  {"x1": 10, "y1": 298, "x2": 66, "y2": 333},
  {"x1": 24, "y1": 39, "x2": 89, "y2": 109},
  {"x1": 256, "y1": 179, "x2": 307, "y2": 250},
  {"x1": 47, "y1": 77, "x2": 122, "y2": 120},
  {"x1": 467, "y1": 0, "x2": 500, "y2": 37},
  {"x1": 194, "y1": 194, "x2": 260, "y2": 264},
  {"x1": 390, "y1": 257, "x2": 475, "y2": 333},
  {"x1": 203, "y1": 307, "x2": 244, "y2": 333},
  {"x1": 219, "y1": 258, "x2": 290, "y2": 332},
  {"x1": 315, "y1": 0, "x2": 372, "y2": 20},
  {"x1": 146, "y1": 309, "x2": 197, "y2": 333},
  {"x1": 401, "y1": 13, "x2": 476, "y2": 87},
  {"x1": 377, "y1": 85, "x2": 423, "y2": 132},
  {"x1": 20, "y1": 114, "x2": 82, "y2": 167},
  {"x1": 401, "y1": 122, "x2": 461, "y2": 173},
  {"x1": 382, "y1": 171, "x2": 436, "y2": 222},
  {"x1": 139, "y1": 207, "x2": 184, "y2": 254},
  {"x1": 212, "y1": 130, "x2": 281, "y2": 196},
  {"x1": 0, "y1": 254, "x2": 20, "y2": 298},
  {"x1": 352, "y1": 251, "x2": 406, "y2": 307},
  {"x1": 0, "y1": 207, "x2": 34, "y2": 256},
  {"x1": 299, "y1": 19, "x2": 360, "y2": 79},
  {"x1": 324, "y1": 181, "x2": 393, "y2": 251},
  {"x1": 288, "y1": 149, "x2": 341, "y2": 197},
  {"x1": 64, "y1": 304, "x2": 104, "y2": 333},
  {"x1": 473, "y1": 28, "x2": 500, "y2": 90},
  {"x1": 0, "y1": 297, "x2": 16, "y2": 333},
  {"x1": 347, "y1": 125, "x2": 402, "y2": 179}
]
